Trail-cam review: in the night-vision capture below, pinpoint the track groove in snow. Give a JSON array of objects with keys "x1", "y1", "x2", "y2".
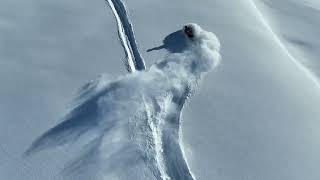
[
  {"x1": 104, "y1": 1, "x2": 196, "y2": 179},
  {"x1": 106, "y1": 0, "x2": 146, "y2": 72}
]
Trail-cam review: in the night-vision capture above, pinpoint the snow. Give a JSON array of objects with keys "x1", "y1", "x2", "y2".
[
  {"x1": 254, "y1": 0, "x2": 320, "y2": 87},
  {"x1": 24, "y1": 23, "x2": 221, "y2": 180},
  {"x1": 106, "y1": 0, "x2": 146, "y2": 72},
  {"x1": 1, "y1": 0, "x2": 320, "y2": 180}
]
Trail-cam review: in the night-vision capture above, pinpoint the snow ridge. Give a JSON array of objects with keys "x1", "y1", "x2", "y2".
[
  {"x1": 106, "y1": 0, "x2": 146, "y2": 72},
  {"x1": 250, "y1": 0, "x2": 320, "y2": 89}
]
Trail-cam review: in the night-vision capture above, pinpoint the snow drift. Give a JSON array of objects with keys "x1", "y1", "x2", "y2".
[{"x1": 25, "y1": 23, "x2": 221, "y2": 180}]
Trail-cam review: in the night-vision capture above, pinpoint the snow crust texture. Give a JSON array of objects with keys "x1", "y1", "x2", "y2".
[{"x1": 25, "y1": 24, "x2": 221, "y2": 180}]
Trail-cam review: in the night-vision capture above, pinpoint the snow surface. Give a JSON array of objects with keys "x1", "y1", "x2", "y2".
[
  {"x1": 25, "y1": 23, "x2": 221, "y2": 180},
  {"x1": 1, "y1": 0, "x2": 320, "y2": 180}
]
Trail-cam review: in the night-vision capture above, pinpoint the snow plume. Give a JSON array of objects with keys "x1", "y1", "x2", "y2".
[{"x1": 25, "y1": 23, "x2": 221, "y2": 180}]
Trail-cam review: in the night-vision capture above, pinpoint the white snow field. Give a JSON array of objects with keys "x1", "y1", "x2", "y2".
[{"x1": 1, "y1": 0, "x2": 320, "y2": 180}]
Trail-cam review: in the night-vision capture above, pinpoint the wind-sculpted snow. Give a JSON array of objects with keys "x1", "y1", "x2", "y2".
[
  {"x1": 251, "y1": 0, "x2": 320, "y2": 89},
  {"x1": 25, "y1": 24, "x2": 221, "y2": 180}
]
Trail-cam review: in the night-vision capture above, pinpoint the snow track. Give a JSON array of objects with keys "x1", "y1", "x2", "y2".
[
  {"x1": 104, "y1": 1, "x2": 196, "y2": 179},
  {"x1": 106, "y1": 0, "x2": 146, "y2": 72},
  {"x1": 25, "y1": 21, "x2": 220, "y2": 180}
]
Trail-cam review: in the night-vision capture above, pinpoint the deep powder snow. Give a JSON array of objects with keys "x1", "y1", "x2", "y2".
[{"x1": 26, "y1": 23, "x2": 221, "y2": 180}]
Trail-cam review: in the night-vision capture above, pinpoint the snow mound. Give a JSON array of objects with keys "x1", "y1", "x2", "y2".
[{"x1": 25, "y1": 23, "x2": 221, "y2": 180}]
